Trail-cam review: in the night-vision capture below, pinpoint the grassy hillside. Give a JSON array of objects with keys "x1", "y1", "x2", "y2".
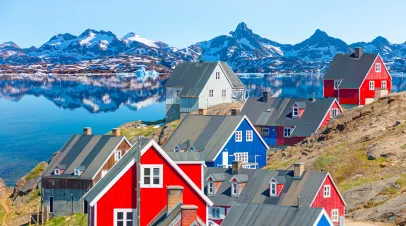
[
  {"x1": 266, "y1": 92, "x2": 406, "y2": 223},
  {"x1": 45, "y1": 214, "x2": 87, "y2": 226}
]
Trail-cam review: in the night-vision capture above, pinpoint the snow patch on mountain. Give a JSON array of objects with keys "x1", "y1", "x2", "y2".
[{"x1": 122, "y1": 33, "x2": 159, "y2": 48}]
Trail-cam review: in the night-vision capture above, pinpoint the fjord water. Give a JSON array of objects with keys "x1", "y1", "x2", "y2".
[{"x1": 0, "y1": 73, "x2": 405, "y2": 185}]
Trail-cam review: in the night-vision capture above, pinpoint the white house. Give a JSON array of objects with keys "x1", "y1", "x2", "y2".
[{"x1": 165, "y1": 61, "x2": 246, "y2": 122}]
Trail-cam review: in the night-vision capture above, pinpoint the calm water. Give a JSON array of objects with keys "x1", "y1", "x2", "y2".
[{"x1": 0, "y1": 73, "x2": 405, "y2": 185}]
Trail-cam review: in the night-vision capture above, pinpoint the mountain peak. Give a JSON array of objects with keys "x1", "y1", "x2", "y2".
[
  {"x1": 0, "y1": 41, "x2": 19, "y2": 48},
  {"x1": 236, "y1": 22, "x2": 249, "y2": 31},
  {"x1": 312, "y1": 29, "x2": 329, "y2": 38},
  {"x1": 372, "y1": 36, "x2": 390, "y2": 45}
]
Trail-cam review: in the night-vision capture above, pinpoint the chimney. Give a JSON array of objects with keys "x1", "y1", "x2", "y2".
[
  {"x1": 232, "y1": 161, "x2": 242, "y2": 175},
  {"x1": 263, "y1": 91, "x2": 271, "y2": 103},
  {"x1": 354, "y1": 47, "x2": 363, "y2": 58},
  {"x1": 198, "y1": 109, "x2": 208, "y2": 116},
  {"x1": 112, "y1": 128, "x2": 121, "y2": 137},
  {"x1": 297, "y1": 196, "x2": 302, "y2": 208},
  {"x1": 181, "y1": 205, "x2": 198, "y2": 226},
  {"x1": 167, "y1": 186, "x2": 183, "y2": 212},
  {"x1": 230, "y1": 109, "x2": 239, "y2": 116},
  {"x1": 293, "y1": 162, "x2": 305, "y2": 178},
  {"x1": 83, "y1": 127, "x2": 92, "y2": 135},
  {"x1": 312, "y1": 92, "x2": 316, "y2": 102}
]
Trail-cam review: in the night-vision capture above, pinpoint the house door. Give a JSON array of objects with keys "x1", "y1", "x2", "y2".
[{"x1": 222, "y1": 151, "x2": 228, "y2": 168}]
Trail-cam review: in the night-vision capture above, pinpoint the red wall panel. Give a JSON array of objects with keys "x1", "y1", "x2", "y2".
[
  {"x1": 276, "y1": 126, "x2": 305, "y2": 146},
  {"x1": 320, "y1": 101, "x2": 342, "y2": 128},
  {"x1": 178, "y1": 164, "x2": 203, "y2": 189},
  {"x1": 338, "y1": 89, "x2": 359, "y2": 105},
  {"x1": 324, "y1": 80, "x2": 338, "y2": 98}
]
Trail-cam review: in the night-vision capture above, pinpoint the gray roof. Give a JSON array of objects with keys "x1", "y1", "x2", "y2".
[
  {"x1": 163, "y1": 115, "x2": 245, "y2": 161},
  {"x1": 166, "y1": 152, "x2": 204, "y2": 162},
  {"x1": 84, "y1": 137, "x2": 150, "y2": 203},
  {"x1": 241, "y1": 97, "x2": 336, "y2": 137},
  {"x1": 207, "y1": 173, "x2": 226, "y2": 182},
  {"x1": 323, "y1": 53, "x2": 378, "y2": 89},
  {"x1": 222, "y1": 203, "x2": 325, "y2": 226},
  {"x1": 165, "y1": 61, "x2": 244, "y2": 97},
  {"x1": 204, "y1": 167, "x2": 328, "y2": 207},
  {"x1": 42, "y1": 134, "x2": 126, "y2": 180}
]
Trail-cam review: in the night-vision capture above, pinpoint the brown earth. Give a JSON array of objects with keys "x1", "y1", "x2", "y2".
[{"x1": 267, "y1": 92, "x2": 406, "y2": 224}]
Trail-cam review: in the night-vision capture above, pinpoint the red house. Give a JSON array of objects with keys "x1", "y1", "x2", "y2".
[
  {"x1": 323, "y1": 47, "x2": 392, "y2": 105},
  {"x1": 205, "y1": 162, "x2": 346, "y2": 225},
  {"x1": 84, "y1": 138, "x2": 213, "y2": 226}
]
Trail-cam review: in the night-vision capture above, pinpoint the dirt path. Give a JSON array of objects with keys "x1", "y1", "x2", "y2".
[{"x1": 1, "y1": 197, "x2": 10, "y2": 226}]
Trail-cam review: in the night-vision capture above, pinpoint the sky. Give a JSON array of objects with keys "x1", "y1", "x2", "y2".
[{"x1": 1, "y1": 0, "x2": 406, "y2": 49}]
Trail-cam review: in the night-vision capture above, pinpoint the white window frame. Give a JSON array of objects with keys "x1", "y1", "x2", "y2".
[
  {"x1": 235, "y1": 131, "x2": 242, "y2": 142},
  {"x1": 331, "y1": 209, "x2": 339, "y2": 222},
  {"x1": 292, "y1": 107, "x2": 299, "y2": 117},
  {"x1": 209, "y1": 89, "x2": 214, "y2": 98},
  {"x1": 246, "y1": 130, "x2": 253, "y2": 141},
  {"x1": 208, "y1": 181, "x2": 214, "y2": 196},
  {"x1": 369, "y1": 81, "x2": 375, "y2": 90},
  {"x1": 114, "y1": 150, "x2": 122, "y2": 161},
  {"x1": 270, "y1": 182, "x2": 277, "y2": 197},
  {"x1": 283, "y1": 127, "x2": 293, "y2": 138},
  {"x1": 215, "y1": 72, "x2": 220, "y2": 80},
  {"x1": 323, "y1": 185, "x2": 331, "y2": 198},
  {"x1": 173, "y1": 146, "x2": 180, "y2": 152},
  {"x1": 375, "y1": 63, "x2": 381, "y2": 72},
  {"x1": 101, "y1": 169, "x2": 108, "y2": 178},
  {"x1": 330, "y1": 109, "x2": 339, "y2": 119},
  {"x1": 382, "y1": 80, "x2": 387, "y2": 89},
  {"x1": 334, "y1": 80, "x2": 341, "y2": 90},
  {"x1": 222, "y1": 89, "x2": 227, "y2": 98},
  {"x1": 54, "y1": 169, "x2": 61, "y2": 175},
  {"x1": 114, "y1": 208, "x2": 136, "y2": 226},
  {"x1": 262, "y1": 127, "x2": 269, "y2": 136},
  {"x1": 141, "y1": 165, "x2": 163, "y2": 188},
  {"x1": 234, "y1": 152, "x2": 248, "y2": 162},
  {"x1": 231, "y1": 182, "x2": 238, "y2": 196},
  {"x1": 210, "y1": 207, "x2": 222, "y2": 219},
  {"x1": 74, "y1": 168, "x2": 81, "y2": 176}
]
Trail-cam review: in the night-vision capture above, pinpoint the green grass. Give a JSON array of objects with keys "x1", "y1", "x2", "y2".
[
  {"x1": 400, "y1": 144, "x2": 406, "y2": 149},
  {"x1": 0, "y1": 205, "x2": 5, "y2": 226},
  {"x1": 25, "y1": 162, "x2": 47, "y2": 181},
  {"x1": 313, "y1": 155, "x2": 337, "y2": 171},
  {"x1": 28, "y1": 189, "x2": 40, "y2": 202},
  {"x1": 339, "y1": 176, "x2": 382, "y2": 192},
  {"x1": 45, "y1": 214, "x2": 87, "y2": 226},
  {"x1": 113, "y1": 120, "x2": 180, "y2": 142},
  {"x1": 265, "y1": 157, "x2": 299, "y2": 170}
]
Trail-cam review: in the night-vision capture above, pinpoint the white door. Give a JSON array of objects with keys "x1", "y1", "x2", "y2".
[{"x1": 222, "y1": 151, "x2": 228, "y2": 168}]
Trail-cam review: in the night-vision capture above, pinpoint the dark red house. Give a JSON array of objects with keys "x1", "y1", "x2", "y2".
[
  {"x1": 84, "y1": 138, "x2": 213, "y2": 226},
  {"x1": 323, "y1": 48, "x2": 392, "y2": 105}
]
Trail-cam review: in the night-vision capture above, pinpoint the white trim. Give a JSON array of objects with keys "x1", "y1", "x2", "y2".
[
  {"x1": 209, "y1": 89, "x2": 215, "y2": 98},
  {"x1": 283, "y1": 127, "x2": 293, "y2": 138},
  {"x1": 212, "y1": 115, "x2": 269, "y2": 162},
  {"x1": 54, "y1": 169, "x2": 61, "y2": 175},
  {"x1": 174, "y1": 161, "x2": 205, "y2": 165},
  {"x1": 357, "y1": 54, "x2": 379, "y2": 90},
  {"x1": 314, "y1": 98, "x2": 343, "y2": 134},
  {"x1": 292, "y1": 106, "x2": 299, "y2": 117},
  {"x1": 92, "y1": 137, "x2": 133, "y2": 180},
  {"x1": 114, "y1": 150, "x2": 122, "y2": 161},
  {"x1": 140, "y1": 164, "x2": 163, "y2": 188},
  {"x1": 313, "y1": 208, "x2": 334, "y2": 226},
  {"x1": 113, "y1": 208, "x2": 136, "y2": 226},
  {"x1": 208, "y1": 181, "x2": 214, "y2": 195},
  {"x1": 375, "y1": 63, "x2": 381, "y2": 72},
  {"x1": 309, "y1": 173, "x2": 347, "y2": 208},
  {"x1": 381, "y1": 80, "x2": 387, "y2": 89},
  {"x1": 269, "y1": 182, "x2": 277, "y2": 197},
  {"x1": 201, "y1": 164, "x2": 204, "y2": 190},
  {"x1": 323, "y1": 184, "x2": 331, "y2": 198},
  {"x1": 369, "y1": 81, "x2": 375, "y2": 90},
  {"x1": 235, "y1": 131, "x2": 242, "y2": 142},
  {"x1": 331, "y1": 209, "x2": 339, "y2": 222},
  {"x1": 231, "y1": 181, "x2": 238, "y2": 196}
]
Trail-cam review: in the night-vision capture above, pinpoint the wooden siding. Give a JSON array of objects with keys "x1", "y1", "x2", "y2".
[
  {"x1": 42, "y1": 178, "x2": 93, "y2": 190},
  {"x1": 323, "y1": 80, "x2": 339, "y2": 98},
  {"x1": 180, "y1": 97, "x2": 199, "y2": 113},
  {"x1": 320, "y1": 101, "x2": 342, "y2": 128},
  {"x1": 276, "y1": 126, "x2": 305, "y2": 146},
  {"x1": 178, "y1": 164, "x2": 203, "y2": 189},
  {"x1": 311, "y1": 175, "x2": 345, "y2": 226},
  {"x1": 338, "y1": 89, "x2": 359, "y2": 105}
]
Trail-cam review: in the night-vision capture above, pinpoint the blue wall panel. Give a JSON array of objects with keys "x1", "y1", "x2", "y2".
[{"x1": 317, "y1": 214, "x2": 332, "y2": 226}]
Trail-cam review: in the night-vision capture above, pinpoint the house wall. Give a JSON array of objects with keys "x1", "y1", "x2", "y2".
[
  {"x1": 359, "y1": 56, "x2": 392, "y2": 105},
  {"x1": 166, "y1": 87, "x2": 182, "y2": 104},
  {"x1": 43, "y1": 188, "x2": 88, "y2": 216},
  {"x1": 180, "y1": 97, "x2": 199, "y2": 113},
  {"x1": 320, "y1": 101, "x2": 342, "y2": 128},
  {"x1": 166, "y1": 104, "x2": 180, "y2": 123},
  {"x1": 95, "y1": 164, "x2": 137, "y2": 226},
  {"x1": 208, "y1": 205, "x2": 231, "y2": 225},
  {"x1": 338, "y1": 89, "x2": 359, "y2": 105},
  {"x1": 199, "y1": 64, "x2": 234, "y2": 109},
  {"x1": 311, "y1": 176, "x2": 345, "y2": 226},
  {"x1": 318, "y1": 214, "x2": 333, "y2": 226},
  {"x1": 323, "y1": 80, "x2": 339, "y2": 98},
  {"x1": 213, "y1": 119, "x2": 267, "y2": 168},
  {"x1": 177, "y1": 164, "x2": 203, "y2": 189},
  {"x1": 257, "y1": 126, "x2": 277, "y2": 146},
  {"x1": 276, "y1": 126, "x2": 305, "y2": 146}
]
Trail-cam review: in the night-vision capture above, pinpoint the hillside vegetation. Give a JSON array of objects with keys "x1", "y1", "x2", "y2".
[{"x1": 267, "y1": 92, "x2": 406, "y2": 224}]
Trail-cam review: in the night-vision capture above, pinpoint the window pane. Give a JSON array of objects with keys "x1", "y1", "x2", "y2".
[
  {"x1": 117, "y1": 222, "x2": 124, "y2": 226},
  {"x1": 127, "y1": 220, "x2": 133, "y2": 225},
  {"x1": 153, "y1": 178, "x2": 160, "y2": 185},
  {"x1": 117, "y1": 212, "x2": 124, "y2": 220},
  {"x1": 144, "y1": 168, "x2": 150, "y2": 176},
  {"x1": 153, "y1": 168, "x2": 160, "y2": 176},
  {"x1": 144, "y1": 177, "x2": 150, "y2": 184},
  {"x1": 127, "y1": 212, "x2": 133, "y2": 219}
]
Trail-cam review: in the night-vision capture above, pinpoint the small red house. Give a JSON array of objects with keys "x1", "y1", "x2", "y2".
[
  {"x1": 323, "y1": 47, "x2": 392, "y2": 105},
  {"x1": 84, "y1": 138, "x2": 213, "y2": 226}
]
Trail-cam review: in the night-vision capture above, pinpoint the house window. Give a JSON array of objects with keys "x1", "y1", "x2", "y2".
[
  {"x1": 331, "y1": 209, "x2": 339, "y2": 222},
  {"x1": 334, "y1": 80, "x2": 341, "y2": 90},
  {"x1": 101, "y1": 169, "x2": 108, "y2": 178},
  {"x1": 54, "y1": 169, "x2": 61, "y2": 175},
  {"x1": 209, "y1": 89, "x2": 214, "y2": 98},
  {"x1": 382, "y1": 81, "x2": 387, "y2": 89},
  {"x1": 369, "y1": 81, "x2": 375, "y2": 90},
  {"x1": 74, "y1": 168, "x2": 81, "y2": 176},
  {"x1": 292, "y1": 107, "x2": 299, "y2": 117},
  {"x1": 235, "y1": 131, "x2": 242, "y2": 142},
  {"x1": 216, "y1": 72, "x2": 220, "y2": 79},
  {"x1": 49, "y1": 197, "x2": 54, "y2": 213},
  {"x1": 176, "y1": 90, "x2": 180, "y2": 97},
  {"x1": 211, "y1": 207, "x2": 221, "y2": 219},
  {"x1": 231, "y1": 182, "x2": 238, "y2": 196},
  {"x1": 141, "y1": 165, "x2": 163, "y2": 188},
  {"x1": 246, "y1": 130, "x2": 253, "y2": 141},
  {"x1": 222, "y1": 89, "x2": 227, "y2": 98},
  {"x1": 208, "y1": 181, "x2": 214, "y2": 196},
  {"x1": 323, "y1": 185, "x2": 331, "y2": 198},
  {"x1": 114, "y1": 209, "x2": 135, "y2": 226},
  {"x1": 188, "y1": 146, "x2": 196, "y2": 152},
  {"x1": 114, "y1": 150, "x2": 122, "y2": 161},
  {"x1": 330, "y1": 109, "x2": 340, "y2": 119},
  {"x1": 234, "y1": 152, "x2": 248, "y2": 162},
  {"x1": 270, "y1": 182, "x2": 276, "y2": 196},
  {"x1": 284, "y1": 127, "x2": 293, "y2": 138},
  {"x1": 375, "y1": 63, "x2": 381, "y2": 72},
  {"x1": 173, "y1": 146, "x2": 180, "y2": 152},
  {"x1": 262, "y1": 128, "x2": 269, "y2": 136}
]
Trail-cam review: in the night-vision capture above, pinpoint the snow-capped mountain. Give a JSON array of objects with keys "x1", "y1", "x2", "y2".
[{"x1": 1, "y1": 22, "x2": 406, "y2": 73}]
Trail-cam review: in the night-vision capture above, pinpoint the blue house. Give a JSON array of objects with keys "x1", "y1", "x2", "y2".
[{"x1": 163, "y1": 114, "x2": 269, "y2": 169}]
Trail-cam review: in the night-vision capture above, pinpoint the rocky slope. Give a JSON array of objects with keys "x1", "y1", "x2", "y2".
[{"x1": 267, "y1": 92, "x2": 406, "y2": 224}]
